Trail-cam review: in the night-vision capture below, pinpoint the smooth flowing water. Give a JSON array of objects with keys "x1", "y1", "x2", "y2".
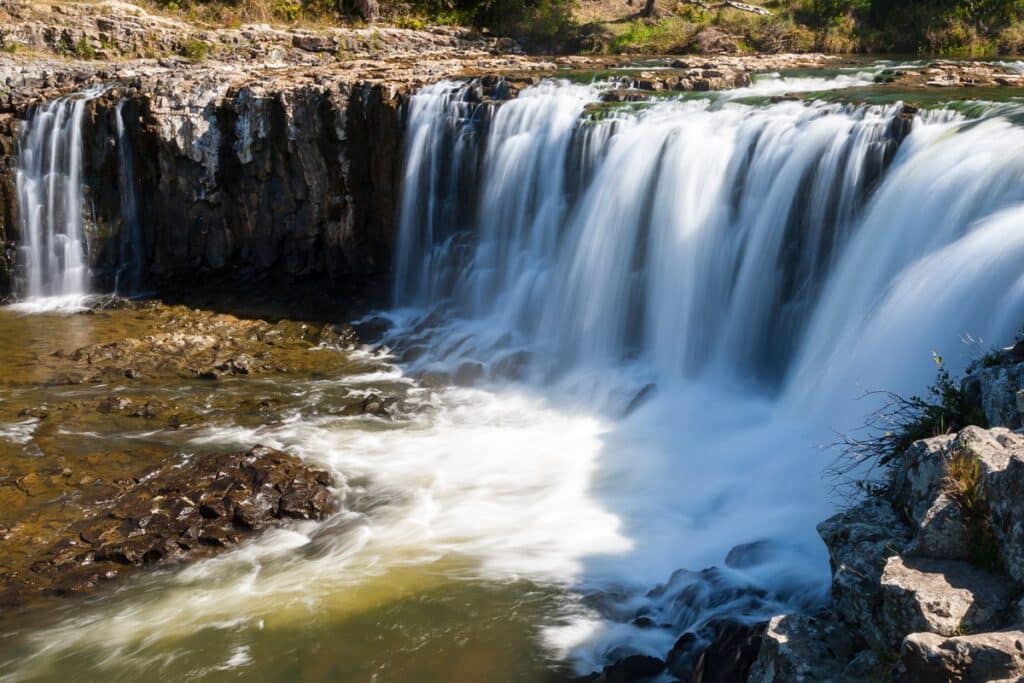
[
  {"x1": 13, "y1": 89, "x2": 102, "y2": 310},
  {"x1": 3, "y1": 70, "x2": 1024, "y2": 681}
]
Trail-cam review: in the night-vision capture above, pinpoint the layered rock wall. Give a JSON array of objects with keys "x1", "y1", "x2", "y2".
[{"x1": 0, "y1": 69, "x2": 408, "y2": 300}]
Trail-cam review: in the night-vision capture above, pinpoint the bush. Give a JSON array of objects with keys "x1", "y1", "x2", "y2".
[
  {"x1": 273, "y1": 0, "x2": 302, "y2": 21},
  {"x1": 64, "y1": 35, "x2": 96, "y2": 59},
  {"x1": 837, "y1": 354, "x2": 989, "y2": 485},
  {"x1": 179, "y1": 37, "x2": 210, "y2": 61}
]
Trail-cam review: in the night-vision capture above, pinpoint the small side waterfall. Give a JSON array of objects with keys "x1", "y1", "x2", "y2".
[
  {"x1": 114, "y1": 100, "x2": 144, "y2": 296},
  {"x1": 14, "y1": 89, "x2": 102, "y2": 304}
]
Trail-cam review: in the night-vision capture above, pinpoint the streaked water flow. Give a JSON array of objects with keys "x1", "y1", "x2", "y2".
[
  {"x1": 13, "y1": 88, "x2": 102, "y2": 309},
  {"x1": 5, "y1": 74, "x2": 1024, "y2": 680}
]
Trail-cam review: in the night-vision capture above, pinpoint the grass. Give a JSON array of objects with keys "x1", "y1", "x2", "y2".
[
  {"x1": 609, "y1": 17, "x2": 700, "y2": 53},
  {"x1": 945, "y1": 447, "x2": 1002, "y2": 571}
]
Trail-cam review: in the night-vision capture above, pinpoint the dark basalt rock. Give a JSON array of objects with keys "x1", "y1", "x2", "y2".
[
  {"x1": 0, "y1": 445, "x2": 336, "y2": 606},
  {"x1": 573, "y1": 655, "x2": 667, "y2": 683}
]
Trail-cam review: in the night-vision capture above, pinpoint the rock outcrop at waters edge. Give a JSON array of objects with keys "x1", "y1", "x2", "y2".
[
  {"x1": 577, "y1": 352, "x2": 1024, "y2": 683},
  {"x1": 658, "y1": 360, "x2": 1024, "y2": 683},
  {"x1": 747, "y1": 426, "x2": 1024, "y2": 683},
  {"x1": 0, "y1": 0, "x2": 556, "y2": 301}
]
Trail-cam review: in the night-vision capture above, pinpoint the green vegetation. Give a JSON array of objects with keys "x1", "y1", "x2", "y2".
[
  {"x1": 839, "y1": 353, "x2": 988, "y2": 487},
  {"x1": 61, "y1": 34, "x2": 97, "y2": 59},
  {"x1": 179, "y1": 37, "x2": 210, "y2": 61},
  {"x1": 945, "y1": 446, "x2": 1002, "y2": 571},
  {"x1": 587, "y1": 0, "x2": 1024, "y2": 55},
  {"x1": 133, "y1": 0, "x2": 1024, "y2": 55}
]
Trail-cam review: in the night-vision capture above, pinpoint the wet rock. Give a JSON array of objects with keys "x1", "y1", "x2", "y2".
[
  {"x1": 900, "y1": 629, "x2": 1024, "y2": 682},
  {"x1": 0, "y1": 445, "x2": 336, "y2": 606},
  {"x1": 690, "y1": 620, "x2": 766, "y2": 683},
  {"x1": 880, "y1": 556, "x2": 1014, "y2": 647},
  {"x1": 592, "y1": 654, "x2": 666, "y2": 682},
  {"x1": 97, "y1": 395, "x2": 132, "y2": 414},
  {"x1": 453, "y1": 361, "x2": 485, "y2": 387}
]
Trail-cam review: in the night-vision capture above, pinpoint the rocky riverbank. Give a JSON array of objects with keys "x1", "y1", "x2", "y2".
[
  {"x1": 577, "y1": 348, "x2": 1024, "y2": 683},
  {"x1": 0, "y1": 300, "x2": 409, "y2": 616}
]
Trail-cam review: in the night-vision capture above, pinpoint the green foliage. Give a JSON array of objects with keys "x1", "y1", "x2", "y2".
[
  {"x1": 611, "y1": 18, "x2": 699, "y2": 53},
  {"x1": 273, "y1": 0, "x2": 302, "y2": 21},
  {"x1": 887, "y1": 354, "x2": 989, "y2": 461},
  {"x1": 179, "y1": 37, "x2": 210, "y2": 61},
  {"x1": 840, "y1": 353, "x2": 989, "y2": 484},
  {"x1": 61, "y1": 34, "x2": 97, "y2": 59},
  {"x1": 798, "y1": 0, "x2": 1024, "y2": 53}
]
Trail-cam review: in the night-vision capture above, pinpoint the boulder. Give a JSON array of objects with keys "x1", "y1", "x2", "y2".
[
  {"x1": 974, "y1": 429, "x2": 1024, "y2": 583},
  {"x1": 901, "y1": 630, "x2": 1024, "y2": 683},
  {"x1": 880, "y1": 556, "x2": 1014, "y2": 647},
  {"x1": 690, "y1": 620, "x2": 766, "y2": 683},
  {"x1": 892, "y1": 433, "x2": 957, "y2": 527},
  {"x1": 964, "y1": 360, "x2": 1024, "y2": 428},
  {"x1": 892, "y1": 427, "x2": 1024, "y2": 582},
  {"x1": 903, "y1": 493, "x2": 971, "y2": 561},
  {"x1": 817, "y1": 497, "x2": 913, "y2": 649},
  {"x1": 748, "y1": 614, "x2": 866, "y2": 683}
]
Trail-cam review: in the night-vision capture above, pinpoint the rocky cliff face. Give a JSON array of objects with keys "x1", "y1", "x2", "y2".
[{"x1": 0, "y1": 74, "x2": 406, "y2": 300}]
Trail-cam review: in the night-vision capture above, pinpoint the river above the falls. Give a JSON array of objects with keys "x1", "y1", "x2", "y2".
[{"x1": 3, "y1": 63, "x2": 1024, "y2": 681}]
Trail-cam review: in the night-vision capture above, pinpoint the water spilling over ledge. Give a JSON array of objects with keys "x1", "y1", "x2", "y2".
[
  {"x1": 13, "y1": 88, "x2": 104, "y2": 309},
  {"x1": 2, "y1": 63, "x2": 1024, "y2": 681}
]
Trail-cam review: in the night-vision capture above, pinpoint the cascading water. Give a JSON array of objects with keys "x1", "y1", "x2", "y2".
[
  {"x1": 386, "y1": 79, "x2": 1024, "y2": 661},
  {"x1": 393, "y1": 81, "x2": 1024, "y2": 398},
  {"x1": 13, "y1": 88, "x2": 102, "y2": 308},
  {"x1": 7, "y1": 73, "x2": 1024, "y2": 680}
]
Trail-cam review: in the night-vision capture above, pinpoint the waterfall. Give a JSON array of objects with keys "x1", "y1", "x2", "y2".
[
  {"x1": 114, "y1": 99, "x2": 144, "y2": 296},
  {"x1": 14, "y1": 88, "x2": 102, "y2": 306},
  {"x1": 393, "y1": 82, "x2": 1024, "y2": 403},
  {"x1": 390, "y1": 80, "x2": 1024, "y2": 663}
]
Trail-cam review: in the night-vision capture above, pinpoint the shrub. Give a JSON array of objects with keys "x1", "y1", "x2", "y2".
[
  {"x1": 837, "y1": 354, "x2": 989, "y2": 479},
  {"x1": 64, "y1": 35, "x2": 96, "y2": 59},
  {"x1": 179, "y1": 38, "x2": 210, "y2": 61},
  {"x1": 998, "y1": 20, "x2": 1024, "y2": 53},
  {"x1": 273, "y1": 0, "x2": 302, "y2": 21}
]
